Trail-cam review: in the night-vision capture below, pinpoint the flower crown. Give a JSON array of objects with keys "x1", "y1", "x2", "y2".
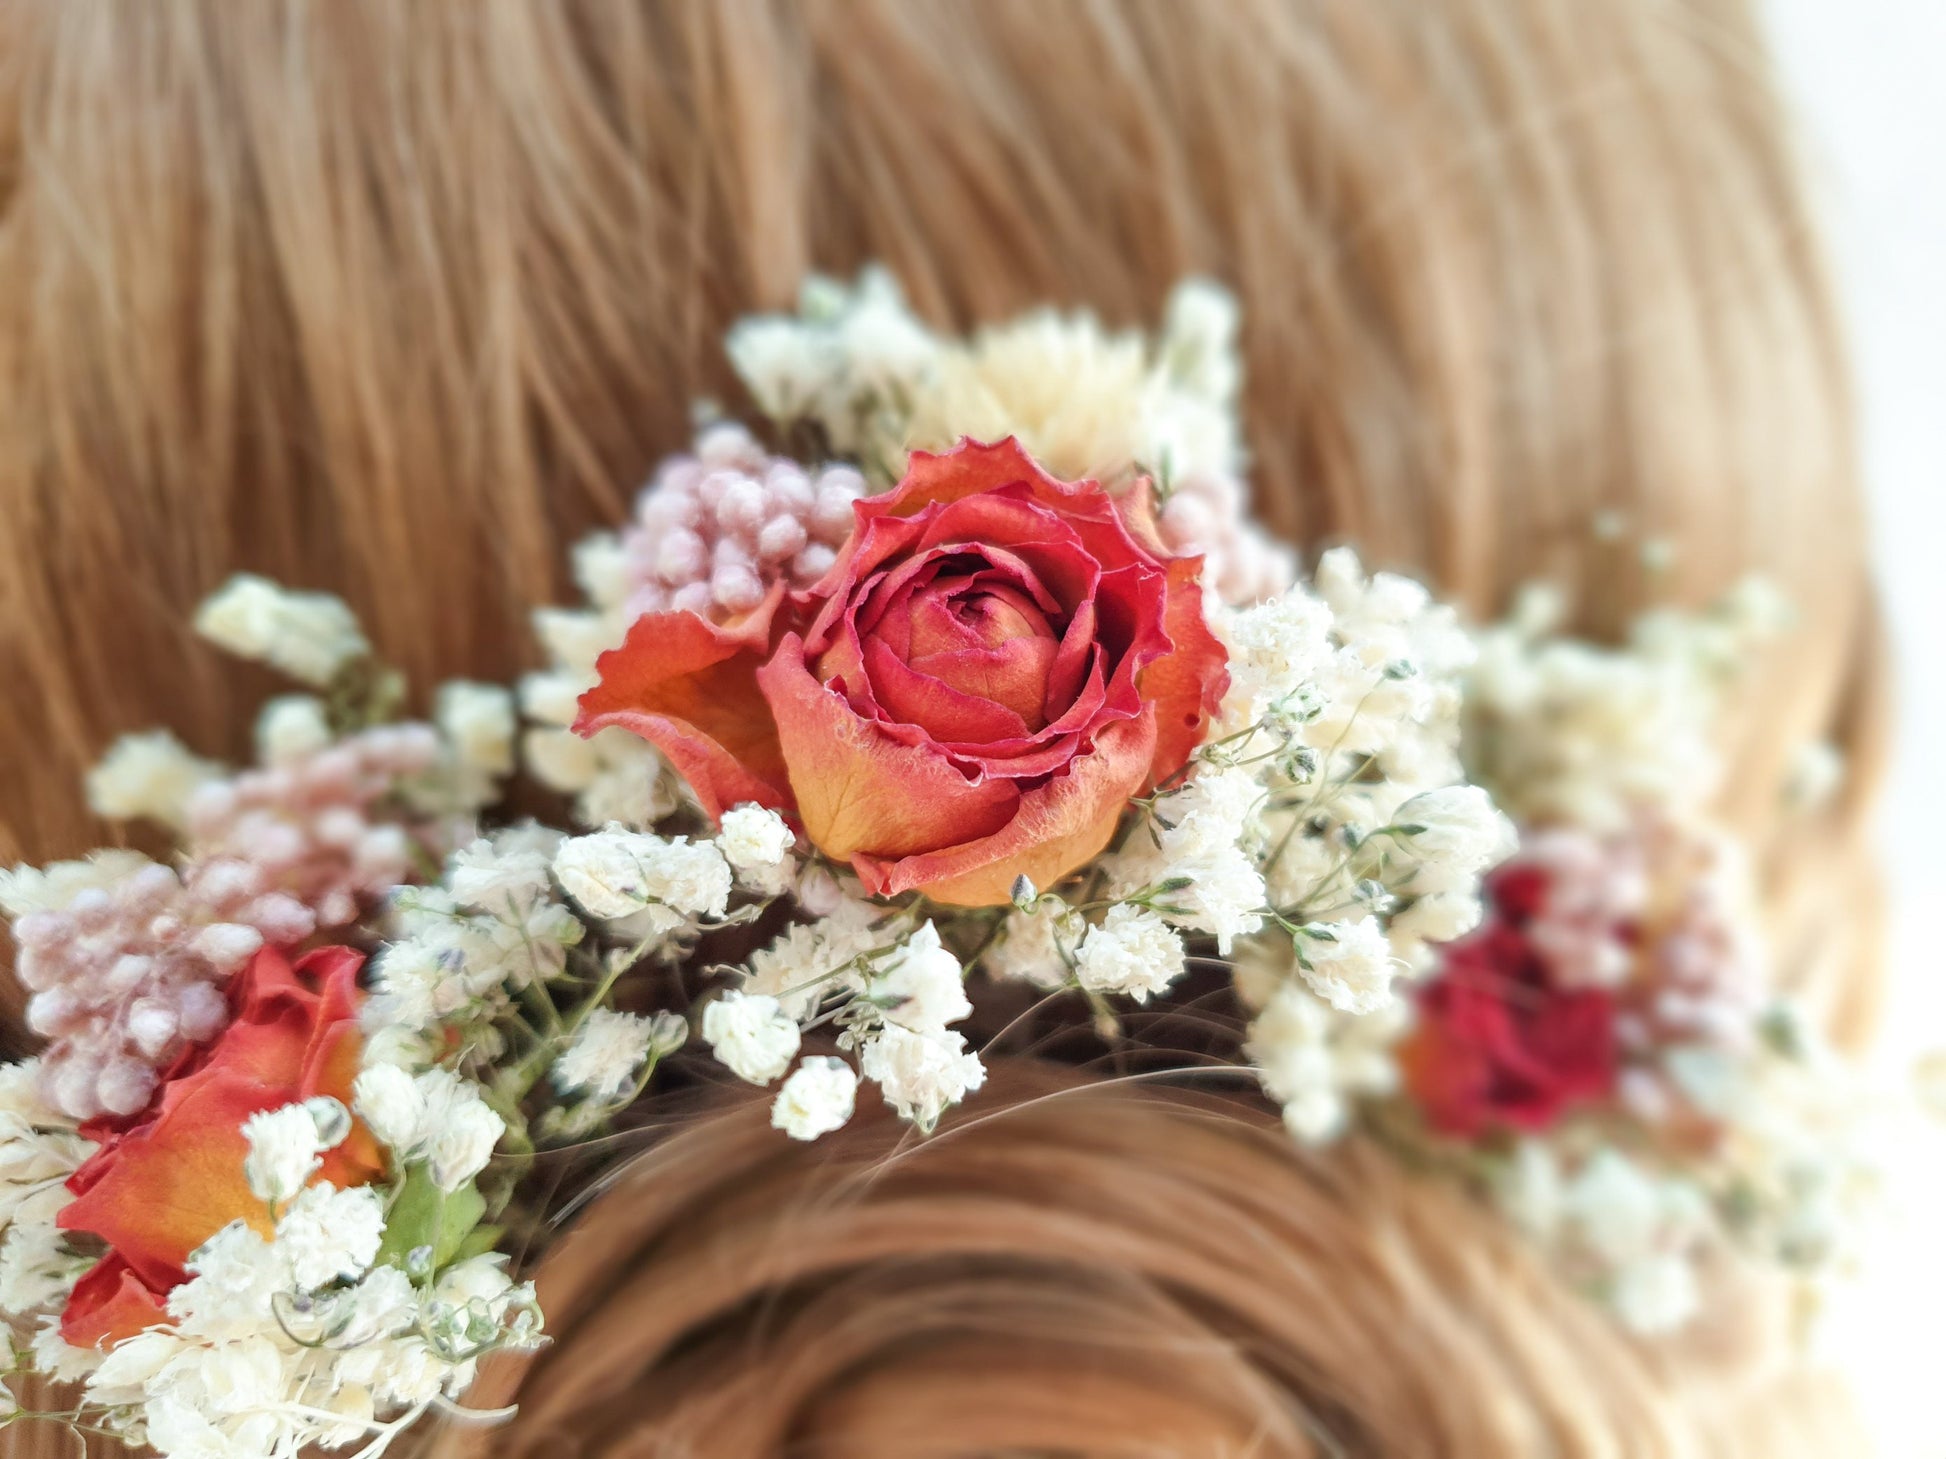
[{"x1": 0, "y1": 272, "x2": 1868, "y2": 1457}]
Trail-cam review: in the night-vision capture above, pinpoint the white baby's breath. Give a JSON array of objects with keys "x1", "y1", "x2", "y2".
[
  {"x1": 770, "y1": 1057, "x2": 859, "y2": 1141},
  {"x1": 435, "y1": 681, "x2": 517, "y2": 779},
  {"x1": 272, "y1": 1184, "x2": 385, "y2": 1291},
  {"x1": 241, "y1": 1104, "x2": 330, "y2": 1206},
  {"x1": 551, "y1": 826, "x2": 731, "y2": 930},
  {"x1": 857, "y1": 1023, "x2": 985, "y2": 1134},
  {"x1": 868, "y1": 922, "x2": 970, "y2": 1033},
  {"x1": 552, "y1": 1008, "x2": 657, "y2": 1102},
  {"x1": 423, "y1": 1092, "x2": 505, "y2": 1193},
  {"x1": 1073, "y1": 906, "x2": 1186, "y2": 1003},
  {"x1": 1295, "y1": 917, "x2": 1400, "y2": 1015},
  {"x1": 702, "y1": 991, "x2": 801, "y2": 1086},
  {"x1": 352, "y1": 1064, "x2": 424, "y2": 1155},
  {"x1": 716, "y1": 803, "x2": 795, "y2": 892},
  {"x1": 85, "y1": 732, "x2": 220, "y2": 830},
  {"x1": 256, "y1": 696, "x2": 334, "y2": 765}
]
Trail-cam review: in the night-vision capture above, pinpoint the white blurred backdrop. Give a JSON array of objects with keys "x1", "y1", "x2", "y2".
[{"x1": 1766, "y1": 2, "x2": 1946, "y2": 1450}]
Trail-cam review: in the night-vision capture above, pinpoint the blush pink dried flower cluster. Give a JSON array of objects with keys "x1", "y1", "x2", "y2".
[
  {"x1": 17, "y1": 725, "x2": 442, "y2": 1120},
  {"x1": 618, "y1": 422, "x2": 866, "y2": 621},
  {"x1": 1153, "y1": 469, "x2": 1296, "y2": 606}
]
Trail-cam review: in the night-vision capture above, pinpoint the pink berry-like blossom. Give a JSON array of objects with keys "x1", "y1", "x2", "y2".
[
  {"x1": 16, "y1": 725, "x2": 445, "y2": 1120},
  {"x1": 617, "y1": 423, "x2": 865, "y2": 622}
]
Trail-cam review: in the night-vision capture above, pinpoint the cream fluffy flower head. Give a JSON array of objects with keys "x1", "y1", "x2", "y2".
[{"x1": 193, "y1": 574, "x2": 370, "y2": 686}]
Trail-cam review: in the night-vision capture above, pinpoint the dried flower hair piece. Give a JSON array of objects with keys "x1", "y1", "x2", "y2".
[{"x1": 0, "y1": 274, "x2": 1870, "y2": 1456}]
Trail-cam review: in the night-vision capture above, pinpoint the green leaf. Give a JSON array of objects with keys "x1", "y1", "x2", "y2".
[
  {"x1": 453, "y1": 1224, "x2": 505, "y2": 1263},
  {"x1": 376, "y1": 1164, "x2": 488, "y2": 1273}
]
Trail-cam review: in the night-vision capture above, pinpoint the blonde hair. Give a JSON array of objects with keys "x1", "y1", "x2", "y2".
[
  {"x1": 0, "y1": 0, "x2": 1883, "y2": 1454},
  {"x1": 427, "y1": 1066, "x2": 1862, "y2": 1459}
]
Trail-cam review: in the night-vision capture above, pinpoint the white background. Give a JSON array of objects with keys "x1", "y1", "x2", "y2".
[{"x1": 1766, "y1": 3, "x2": 1945, "y2": 1450}]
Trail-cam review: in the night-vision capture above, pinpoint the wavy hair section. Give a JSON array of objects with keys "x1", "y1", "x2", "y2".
[{"x1": 422, "y1": 1064, "x2": 1858, "y2": 1459}]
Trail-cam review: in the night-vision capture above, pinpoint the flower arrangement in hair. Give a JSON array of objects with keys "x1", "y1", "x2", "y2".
[{"x1": 0, "y1": 274, "x2": 1870, "y2": 1457}]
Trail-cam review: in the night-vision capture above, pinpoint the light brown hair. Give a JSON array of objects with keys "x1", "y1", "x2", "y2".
[{"x1": 0, "y1": 1, "x2": 1884, "y2": 1454}]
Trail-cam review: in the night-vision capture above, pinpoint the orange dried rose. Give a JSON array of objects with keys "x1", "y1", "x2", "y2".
[
  {"x1": 579, "y1": 437, "x2": 1228, "y2": 905},
  {"x1": 57, "y1": 945, "x2": 381, "y2": 1347}
]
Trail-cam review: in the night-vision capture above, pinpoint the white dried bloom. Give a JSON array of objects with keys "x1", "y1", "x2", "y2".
[
  {"x1": 1153, "y1": 844, "x2": 1266, "y2": 954},
  {"x1": 531, "y1": 606, "x2": 613, "y2": 680},
  {"x1": 1391, "y1": 785, "x2": 1517, "y2": 894},
  {"x1": 1296, "y1": 917, "x2": 1399, "y2": 1015},
  {"x1": 445, "y1": 836, "x2": 555, "y2": 913},
  {"x1": 571, "y1": 531, "x2": 632, "y2": 609},
  {"x1": 436, "y1": 680, "x2": 517, "y2": 778},
  {"x1": 717, "y1": 803, "x2": 795, "y2": 890},
  {"x1": 256, "y1": 695, "x2": 334, "y2": 765},
  {"x1": 740, "y1": 925, "x2": 841, "y2": 1021},
  {"x1": 241, "y1": 1103, "x2": 328, "y2": 1205},
  {"x1": 30, "y1": 1323, "x2": 99, "y2": 1385},
  {"x1": 0, "y1": 1222, "x2": 86, "y2": 1315},
  {"x1": 194, "y1": 574, "x2": 370, "y2": 685},
  {"x1": 85, "y1": 1329, "x2": 180, "y2": 1398},
  {"x1": 352, "y1": 1063, "x2": 425, "y2": 1154},
  {"x1": 424, "y1": 1093, "x2": 505, "y2": 1193},
  {"x1": 1116, "y1": 768, "x2": 1268, "y2": 953},
  {"x1": 522, "y1": 725, "x2": 603, "y2": 792},
  {"x1": 85, "y1": 731, "x2": 220, "y2": 829},
  {"x1": 858, "y1": 1024, "x2": 986, "y2": 1133},
  {"x1": 1216, "y1": 588, "x2": 1333, "y2": 731},
  {"x1": 1074, "y1": 906, "x2": 1186, "y2": 1003},
  {"x1": 1609, "y1": 1253, "x2": 1699, "y2": 1334},
  {"x1": 273, "y1": 1183, "x2": 385, "y2": 1290},
  {"x1": 1160, "y1": 767, "x2": 1263, "y2": 852},
  {"x1": 1243, "y1": 980, "x2": 1408, "y2": 1145},
  {"x1": 702, "y1": 991, "x2": 801, "y2": 1085},
  {"x1": 770, "y1": 1057, "x2": 859, "y2": 1141},
  {"x1": 1463, "y1": 592, "x2": 1767, "y2": 829},
  {"x1": 1563, "y1": 1150, "x2": 1666, "y2": 1267},
  {"x1": 552, "y1": 827, "x2": 731, "y2": 929},
  {"x1": 1159, "y1": 278, "x2": 1242, "y2": 400},
  {"x1": 727, "y1": 315, "x2": 838, "y2": 422},
  {"x1": 1493, "y1": 1140, "x2": 1566, "y2": 1238},
  {"x1": 553, "y1": 1008, "x2": 657, "y2": 1101},
  {"x1": 868, "y1": 922, "x2": 971, "y2": 1033},
  {"x1": 168, "y1": 1221, "x2": 288, "y2": 1339},
  {"x1": 1388, "y1": 892, "x2": 1484, "y2": 949},
  {"x1": 984, "y1": 899, "x2": 1085, "y2": 990}
]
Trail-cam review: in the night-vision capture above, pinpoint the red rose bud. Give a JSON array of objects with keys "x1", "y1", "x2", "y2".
[{"x1": 1401, "y1": 866, "x2": 1620, "y2": 1138}]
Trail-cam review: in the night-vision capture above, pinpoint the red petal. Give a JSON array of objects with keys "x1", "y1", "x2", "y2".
[
  {"x1": 58, "y1": 1069, "x2": 285, "y2": 1291},
  {"x1": 1140, "y1": 555, "x2": 1230, "y2": 785},
  {"x1": 60, "y1": 1256, "x2": 172, "y2": 1349},
  {"x1": 575, "y1": 587, "x2": 794, "y2": 821},
  {"x1": 864, "y1": 638, "x2": 1038, "y2": 743}
]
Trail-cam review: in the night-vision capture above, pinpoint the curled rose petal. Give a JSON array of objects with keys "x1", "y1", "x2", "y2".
[
  {"x1": 59, "y1": 1256, "x2": 170, "y2": 1349},
  {"x1": 853, "y1": 711, "x2": 1160, "y2": 906},
  {"x1": 574, "y1": 584, "x2": 793, "y2": 818}
]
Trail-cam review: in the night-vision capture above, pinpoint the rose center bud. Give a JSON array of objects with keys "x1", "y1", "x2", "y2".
[{"x1": 871, "y1": 564, "x2": 1064, "y2": 740}]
